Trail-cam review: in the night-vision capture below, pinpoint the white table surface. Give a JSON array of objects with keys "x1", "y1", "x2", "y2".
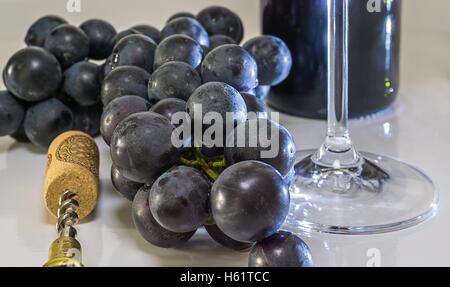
[{"x1": 0, "y1": 0, "x2": 449, "y2": 267}]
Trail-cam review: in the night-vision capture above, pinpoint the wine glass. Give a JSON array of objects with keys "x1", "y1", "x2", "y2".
[{"x1": 284, "y1": 0, "x2": 439, "y2": 234}]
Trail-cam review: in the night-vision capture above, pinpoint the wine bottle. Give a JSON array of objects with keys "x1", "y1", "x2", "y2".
[{"x1": 261, "y1": 0, "x2": 401, "y2": 119}]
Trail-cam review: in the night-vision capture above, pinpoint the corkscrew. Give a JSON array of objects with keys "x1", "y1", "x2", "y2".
[
  {"x1": 42, "y1": 131, "x2": 99, "y2": 267},
  {"x1": 56, "y1": 190, "x2": 79, "y2": 238}
]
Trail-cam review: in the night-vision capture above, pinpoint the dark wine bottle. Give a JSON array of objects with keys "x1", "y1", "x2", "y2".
[{"x1": 262, "y1": 0, "x2": 401, "y2": 119}]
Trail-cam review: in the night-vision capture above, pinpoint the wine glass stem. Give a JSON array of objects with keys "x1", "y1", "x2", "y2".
[{"x1": 312, "y1": 0, "x2": 362, "y2": 169}]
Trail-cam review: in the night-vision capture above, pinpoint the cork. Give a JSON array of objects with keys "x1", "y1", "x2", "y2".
[{"x1": 44, "y1": 131, "x2": 99, "y2": 220}]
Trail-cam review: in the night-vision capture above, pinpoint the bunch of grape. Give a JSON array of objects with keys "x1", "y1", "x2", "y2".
[
  {"x1": 0, "y1": 15, "x2": 115, "y2": 148},
  {"x1": 101, "y1": 7, "x2": 314, "y2": 267}
]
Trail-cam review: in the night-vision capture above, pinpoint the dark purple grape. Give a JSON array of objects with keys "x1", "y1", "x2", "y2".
[
  {"x1": 132, "y1": 186, "x2": 195, "y2": 248},
  {"x1": 44, "y1": 24, "x2": 90, "y2": 69},
  {"x1": 111, "y1": 164, "x2": 143, "y2": 201},
  {"x1": 0, "y1": 91, "x2": 25, "y2": 136},
  {"x1": 202, "y1": 44, "x2": 258, "y2": 92},
  {"x1": 205, "y1": 224, "x2": 253, "y2": 252},
  {"x1": 243, "y1": 36, "x2": 292, "y2": 86},
  {"x1": 210, "y1": 161, "x2": 289, "y2": 243},
  {"x1": 148, "y1": 61, "x2": 201, "y2": 103},
  {"x1": 207, "y1": 34, "x2": 236, "y2": 53},
  {"x1": 25, "y1": 15, "x2": 67, "y2": 47},
  {"x1": 197, "y1": 6, "x2": 244, "y2": 43},
  {"x1": 110, "y1": 112, "x2": 180, "y2": 183},
  {"x1": 100, "y1": 95, "x2": 150, "y2": 145},
  {"x1": 63, "y1": 61, "x2": 101, "y2": 106},
  {"x1": 80, "y1": 19, "x2": 117, "y2": 60},
  {"x1": 108, "y1": 29, "x2": 142, "y2": 52},
  {"x1": 131, "y1": 24, "x2": 161, "y2": 43},
  {"x1": 224, "y1": 118, "x2": 296, "y2": 178},
  {"x1": 167, "y1": 12, "x2": 196, "y2": 23},
  {"x1": 111, "y1": 34, "x2": 157, "y2": 73},
  {"x1": 3, "y1": 47, "x2": 62, "y2": 102},
  {"x1": 72, "y1": 103, "x2": 102, "y2": 137},
  {"x1": 187, "y1": 82, "x2": 247, "y2": 131},
  {"x1": 248, "y1": 231, "x2": 314, "y2": 267},
  {"x1": 100, "y1": 66, "x2": 150, "y2": 105},
  {"x1": 161, "y1": 17, "x2": 209, "y2": 47},
  {"x1": 240, "y1": 92, "x2": 268, "y2": 118},
  {"x1": 149, "y1": 98, "x2": 186, "y2": 123},
  {"x1": 154, "y1": 35, "x2": 203, "y2": 70},
  {"x1": 149, "y1": 166, "x2": 211, "y2": 233},
  {"x1": 23, "y1": 98, "x2": 73, "y2": 148}
]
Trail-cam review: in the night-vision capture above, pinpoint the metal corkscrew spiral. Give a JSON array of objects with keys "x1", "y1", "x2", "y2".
[{"x1": 56, "y1": 190, "x2": 80, "y2": 238}]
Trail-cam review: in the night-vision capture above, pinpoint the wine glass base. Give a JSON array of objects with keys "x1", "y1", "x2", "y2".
[{"x1": 284, "y1": 149, "x2": 439, "y2": 235}]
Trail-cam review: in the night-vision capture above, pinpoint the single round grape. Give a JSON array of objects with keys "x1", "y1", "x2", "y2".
[
  {"x1": 207, "y1": 34, "x2": 236, "y2": 54},
  {"x1": 205, "y1": 224, "x2": 253, "y2": 252},
  {"x1": 111, "y1": 164, "x2": 143, "y2": 201},
  {"x1": 202, "y1": 44, "x2": 258, "y2": 92},
  {"x1": 248, "y1": 231, "x2": 314, "y2": 267},
  {"x1": 161, "y1": 17, "x2": 209, "y2": 47},
  {"x1": 80, "y1": 19, "x2": 117, "y2": 60},
  {"x1": 72, "y1": 103, "x2": 102, "y2": 137},
  {"x1": 131, "y1": 24, "x2": 161, "y2": 43},
  {"x1": 241, "y1": 92, "x2": 268, "y2": 119},
  {"x1": 243, "y1": 36, "x2": 293, "y2": 86},
  {"x1": 25, "y1": 15, "x2": 67, "y2": 47},
  {"x1": 108, "y1": 29, "x2": 142, "y2": 52},
  {"x1": 187, "y1": 82, "x2": 247, "y2": 138},
  {"x1": 44, "y1": 24, "x2": 90, "y2": 69},
  {"x1": 149, "y1": 98, "x2": 187, "y2": 123},
  {"x1": 0, "y1": 91, "x2": 25, "y2": 136},
  {"x1": 132, "y1": 187, "x2": 195, "y2": 248},
  {"x1": 224, "y1": 118, "x2": 296, "y2": 177},
  {"x1": 148, "y1": 61, "x2": 201, "y2": 103},
  {"x1": 3, "y1": 47, "x2": 62, "y2": 102},
  {"x1": 111, "y1": 34, "x2": 157, "y2": 73},
  {"x1": 167, "y1": 12, "x2": 196, "y2": 23},
  {"x1": 63, "y1": 61, "x2": 101, "y2": 106},
  {"x1": 100, "y1": 95, "x2": 151, "y2": 145},
  {"x1": 210, "y1": 161, "x2": 290, "y2": 243},
  {"x1": 154, "y1": 35, "x2": 203, "y2": 70},
  {"x1": 197, "y1": 6, "x2": 244, "y2": 43},
  {"x1": 100, "y1": 66, "x2": 150, "y2": 105},
  {"x1": 110, "y1": 112, "x2": 180, "y2": 183},
  {"x1": 24, "y1": 98, "x2": 73, "y2": 148},
  {"x1": 149, "y1": 166, "x2": 211, "y2": 233}
]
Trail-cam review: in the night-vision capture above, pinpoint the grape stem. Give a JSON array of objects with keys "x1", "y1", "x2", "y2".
[
  {"x1": 180, "y1": 147, "x2": 221, "y2": 181},
  {"x1": 210, "y1": 158, "x2": 226, "y2": 168}
]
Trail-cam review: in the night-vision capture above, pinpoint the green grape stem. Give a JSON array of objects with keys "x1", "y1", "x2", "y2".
[
  {"x1": 180, "y1": 148, "x2": 225, "y2": 226},
  {"x1": 180, "y1": 147, "x2": 222, "y2": 181}
]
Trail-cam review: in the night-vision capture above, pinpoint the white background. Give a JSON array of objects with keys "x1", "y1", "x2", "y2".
[{"x1": 0, "y1": 0, "x2": 450, "y2": 266}]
